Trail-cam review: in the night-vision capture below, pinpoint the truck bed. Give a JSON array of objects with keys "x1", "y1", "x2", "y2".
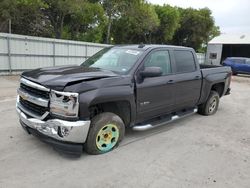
[
  {"x1": 200, "y1": 64, "x2": 232, "y2": 77},
  {"x1": 198, "y1": 63, "x2": 231, "y2": 105},
  {"x1": 200, "y1": 64, "x2": 222, "y2": 69}
]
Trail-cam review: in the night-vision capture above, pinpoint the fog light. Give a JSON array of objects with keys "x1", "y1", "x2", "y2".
[
  {"x1": 58, "y1": 126, "x2": 73, "y2": 137},
  {"x1": 37, "y1": 125, "x2": 58, "y2": 135}
]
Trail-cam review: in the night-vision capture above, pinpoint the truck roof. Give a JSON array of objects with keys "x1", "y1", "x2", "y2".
[{"x1": 114, "y1": 44, "x2": 193, "y2": 51}]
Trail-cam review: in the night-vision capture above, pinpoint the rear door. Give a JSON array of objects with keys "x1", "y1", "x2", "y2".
[
  {"x1": 172, "y1": 50, "x2": 202, "y2": 110},
  {"x1": 136, "y1": 49, "x2": 176, "y2": 122}
]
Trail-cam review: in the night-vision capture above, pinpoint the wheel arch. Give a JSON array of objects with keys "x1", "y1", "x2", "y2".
[
  {"x1": 89, "y1": 100, "x2": 132, "y2": 127},
  {"x1": 211, "y1": 82, "x2": 225, "y2": 97}
]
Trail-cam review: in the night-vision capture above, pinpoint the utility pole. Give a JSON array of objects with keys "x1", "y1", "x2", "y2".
[{"x1": 8, "y1": 19, "x2": 11, "y2": 34}]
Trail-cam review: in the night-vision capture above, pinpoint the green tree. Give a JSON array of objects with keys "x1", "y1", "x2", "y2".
[
  {"x1": 0, "y1": 0, "x2": 219, "y2": 47},
  {"x1": 208, "y1": 25, "x2": 220, "y2": 41},
  {"x1": 151, "y1": 4, "x2": 180, "y2": 44},
  {"x1": 91, "y1": 0, "x2": 130, "y2": 44},
  {"x1": 0, "y1": 0, "x2": 17, "y2": 19},
  {"x1": 42, "y1": 0, "x2": 77, "y2": 39},
  {"x1": 0, "y1": 0, "x2": 17, "y2": 32},
  {"x1": 112, "y1": 1, "x2": 159, "y2": 44},
  {"x1": 172, "y1": 8, "x2": 219, "y2": 51},
  {"x1": 0, "y1": 0, "x2": 52, "y2": 36},
  {"x1": 63, "y1": 1, "x2": 106, "y2": 42}
]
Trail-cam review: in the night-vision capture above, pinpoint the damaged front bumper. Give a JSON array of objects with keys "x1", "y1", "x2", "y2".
[{"x1": 16, "y1": 106, "x2": 91, "y2": 156}]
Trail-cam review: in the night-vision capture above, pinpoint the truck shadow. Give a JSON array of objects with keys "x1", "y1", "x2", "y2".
[
  {"x1": 120, "y1": 113, "x2": 200, "y2": 148},
  {"x1": 49, "y1": 114, "x2": 200, "y2": 159}
]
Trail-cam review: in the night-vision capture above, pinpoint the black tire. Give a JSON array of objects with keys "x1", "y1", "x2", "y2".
[
  {"x1": 232, "y1": 72, "x2": 238, "y2": 76},
  {"x1": 198, "y1": 91, "x2": 220, "y2": 116},
  {"x1": 84, "y1": 112, "x2": 125, "y2": 155},
  {"x1": 231, "y1": 68, "x2": 237, "y2": 75}
]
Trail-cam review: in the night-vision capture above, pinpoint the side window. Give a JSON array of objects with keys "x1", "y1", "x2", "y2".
[
  {"x1": 232, "y1": 59, "x2": 245, "y2": 64},
  {"x1": 174, "y1": 50, "x2": 196, "y2": 73},
  {"x1": 144, "y1": 50, "x2": 171, "y2": 75},
  {"x1": 246, "y1": 59, "x2": 250, "y2": 65}
]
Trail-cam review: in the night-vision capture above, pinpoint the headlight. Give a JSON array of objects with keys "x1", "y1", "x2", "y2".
[{"x1": 50, "y1": 90, "x2": 79, "y2": 118}]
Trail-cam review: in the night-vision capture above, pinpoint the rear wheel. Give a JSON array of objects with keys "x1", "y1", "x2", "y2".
[
  {"x1": 232, "y1": 71, "x2": 238, "y2": 76},
  {"x1": 232, "y1": 69, "x2": 238, "y2": 75},
  {"x1": 198, "y1": 91, "x2": 220, "y2": 116},
  {"x1": 84, "y1": 112, "x2": 125, "y2": 155}
]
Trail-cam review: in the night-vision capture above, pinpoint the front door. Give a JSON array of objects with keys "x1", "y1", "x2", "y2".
[{"x1": 136, "y1": 49, "x2": 176, "y2": 122}]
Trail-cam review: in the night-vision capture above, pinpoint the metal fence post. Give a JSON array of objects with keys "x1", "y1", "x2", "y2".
[
  {"x1": 7, "y1": 36, "x2": 12, "y2": 74},
  {"x1": 53, "y1": 41, "x2": 56, "y2": 66},
  {"x1": 8, "y1": 19, "x2": 11, "y2": 34},
  {"x1": 85, "y1": 44, "x2": 88, "y2": 60},
  {"x1": 67, "y1": 43, "x2": 69, "y2": 63}
]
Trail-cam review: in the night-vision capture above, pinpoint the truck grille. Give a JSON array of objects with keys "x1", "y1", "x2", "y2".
[
  {"x1": 19, "y1": 97, "x2": 49, "y2": 116},
  {"x1": 17, "y1": 78, "x2": 50, "y2": 120},
  {"x1": 20, "y1": 83, "x2": 49, "y2": 99}
]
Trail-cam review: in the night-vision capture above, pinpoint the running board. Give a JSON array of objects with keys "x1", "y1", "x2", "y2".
[{"x1": 132, "y1": 107, "x2": 198, "y2": 131}]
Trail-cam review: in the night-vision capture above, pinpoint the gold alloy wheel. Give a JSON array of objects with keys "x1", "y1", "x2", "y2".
[{"x1": 96, "y1": 124, "x2": 119, "y2": 152}]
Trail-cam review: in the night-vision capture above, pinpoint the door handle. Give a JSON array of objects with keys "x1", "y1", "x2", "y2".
[
  {"x1": 195, "y1": 75, "x2": 201, "y2": 79},
  {"x1": 167, "y1": 80, "x2": 175, "y2": 84}
]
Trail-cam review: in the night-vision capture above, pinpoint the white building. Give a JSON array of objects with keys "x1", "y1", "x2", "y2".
[{"x1": 206, "y1": 33, "x2": 250, "y2": 65}]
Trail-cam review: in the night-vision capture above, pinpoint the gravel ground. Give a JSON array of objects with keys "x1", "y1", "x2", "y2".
[{"x1": 0, "y1": 75, "x2": 250, "y2": 188}]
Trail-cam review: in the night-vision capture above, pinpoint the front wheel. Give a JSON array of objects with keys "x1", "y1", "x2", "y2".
[
  {"x1": 84, "y1": 112, "x2": 125, "y2": 155},
  {"x1": 198, "y1": 91, "x2": 220, "y2": 116}
]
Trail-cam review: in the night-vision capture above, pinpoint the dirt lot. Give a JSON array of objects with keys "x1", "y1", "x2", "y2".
[{"x1": 0, "y1": 75, "x2": 250, "y2": 188}]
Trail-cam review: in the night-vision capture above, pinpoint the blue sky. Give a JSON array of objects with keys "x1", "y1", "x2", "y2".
[{"x1": 148, "y1": 0, "x2": 250, "y2": 34}]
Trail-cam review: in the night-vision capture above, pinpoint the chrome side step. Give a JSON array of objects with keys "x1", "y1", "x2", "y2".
[{"x1": 132, "y1": 108, "x2": 198, "y2": 131}]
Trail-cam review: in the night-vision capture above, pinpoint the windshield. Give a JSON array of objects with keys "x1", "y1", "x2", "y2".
[{"x1": 81, "y1": 47, "x2": 143, "y2": 74}]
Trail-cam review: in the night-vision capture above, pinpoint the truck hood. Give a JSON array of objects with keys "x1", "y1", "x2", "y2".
[{"x1": 21, "y1": 65, "x2": 119, "y2": 90}]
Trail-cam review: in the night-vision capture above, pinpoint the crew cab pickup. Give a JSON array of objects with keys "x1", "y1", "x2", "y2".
[{"x1": 16, "y1": 45, "x2": 232, "y2": 156}]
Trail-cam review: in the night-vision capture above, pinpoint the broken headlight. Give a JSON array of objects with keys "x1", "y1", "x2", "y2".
[{"x1": 50, "y1": 90, "x2": 79, "y2": 118}]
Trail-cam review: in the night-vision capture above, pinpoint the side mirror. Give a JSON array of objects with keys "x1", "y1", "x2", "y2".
[{"x1": 140, "y1": 67, "x2": 163, "y2": 78}]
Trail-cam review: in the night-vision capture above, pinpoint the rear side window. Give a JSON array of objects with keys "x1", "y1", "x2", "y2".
[
  {"x1": 174, "y1": 50, "x2": 196, "y2": 73},
  {"x1": 230, "y1": 59, "x2": 245, "y2": 64},
  {"x1": 246, "y1": 59, "x2": 250, "y2": 65}
]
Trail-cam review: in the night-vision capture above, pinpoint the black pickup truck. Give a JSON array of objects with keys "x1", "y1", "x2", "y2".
[{"x1": 16, "y1": 45, "x2": 232, "y2": 156}]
